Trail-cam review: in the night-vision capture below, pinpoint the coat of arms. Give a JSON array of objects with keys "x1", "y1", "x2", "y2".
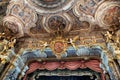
[{"x1": 50, "y1": 37, "x2": 67, "y2": 58}]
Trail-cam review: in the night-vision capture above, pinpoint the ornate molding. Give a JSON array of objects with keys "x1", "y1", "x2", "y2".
[
  {"x1": 95, "y1": 1, "x2": 120, "y2": 27},
  {"x1": 50, "y1": 37, "x2": 67, "y2": 58},
  {"x1": 3, "y1": 0, "x2": 38, "y2": 38},
  {"x1": 24, "y1": 0, "x2": 76, "y2": 14},
  {"x1": 3, "y1": 16, "x2": 24, "y2": 38},
  {"x1": 73, "y1": 0, "x2": 104, "y2": 23},
  {"x1": 41, "y1": 13, "x2": 73, "y2": 34}
]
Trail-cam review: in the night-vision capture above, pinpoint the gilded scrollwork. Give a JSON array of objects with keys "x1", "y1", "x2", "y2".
[
  {"x1": 103, "y1": 24, "x2": 120, "y2": 46},
  {"x1": 27, "y1": 40, "x2": 48, "y2": 51},
  {"x1": 115, "y1": 30, "x2": 120, "y2": 44},
  {"x1": 0, "y1": 32, "x2": 16, "y2": 64},
  {"x1": 50, "y1": 37, "x2": 67, "y2": 58},
  {"x1": 103, "y1": 31, "x2": 112, "y2": 43},
  {"x1": 0, "y1": 0, "x2": 120, "y2": 80},
  {"x1": 67, "y1": 35, "x2": 79, "y2": 50},
  {"x1": 23, "y1": 34, "x2": 102, "y2": 59}
]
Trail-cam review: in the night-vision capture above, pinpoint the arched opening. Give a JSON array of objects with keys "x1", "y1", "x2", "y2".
[{"x1": 23, "y1": 59, "x2": 106, "y2": 80}]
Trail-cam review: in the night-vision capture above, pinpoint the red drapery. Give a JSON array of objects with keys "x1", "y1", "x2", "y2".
[{"x1": 23, "y1": 60, "x2": 105, "y2": 80}]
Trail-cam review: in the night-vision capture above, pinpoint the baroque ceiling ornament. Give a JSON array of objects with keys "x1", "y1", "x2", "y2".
[
  {"x1": 3, "y1": 0, "x2": 38, "y2": 38},
  {"x1": 95, "y1": 1, "x2": 120, "y2": 27},
  {"x1": 0, "y1": 0, "x2": 120, "y2": 80},
  {"x1": 25, "y1": 0, "x2": 76, "y2": 14},
  {"x1": 0, "y1": 32, "x2": 16, "y2": 65},
  {"x1": 50, "y1": 37, "x2": 67, "y2": 59},
  {"x1": 41, "y1": 13, "x2": 74, "y2": 34},
  {"x1": 73, "y1": 0, "x2": 104, "y2": 23},
  {"x1": 3, "y1": 16, "x2": 24, "y2": 38}
]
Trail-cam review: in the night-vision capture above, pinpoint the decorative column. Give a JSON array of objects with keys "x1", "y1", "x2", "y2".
[
  {"x1": 108, "y1": 60, "x2": 120, "y2": 80},
  {"x1": 2, "y1": 54, "x2": 27, "y2": 80},
  {"x1": 96, "y1": 1, "x2": 120, "y2": 79}
]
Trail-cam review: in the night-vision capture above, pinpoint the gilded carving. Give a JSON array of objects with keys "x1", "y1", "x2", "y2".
[
  {"x1": 0, "y1": 0, "x2": 120, "y2": 80},
  {"x1": 0, "y1": 32, "x2": 16, "y2": 75},
  {"x1": 115, "y1": 30, "x2": 120, "y2": 44},
  {"x1": 104, "y1": 31, "x2": 112, "y2": 43},
  {"x1": 0, "y1": 39, "x2": 8, "y2": 54},
  {"x1": 104, "y1": 30, "x2": 120, "y2": 45},
  {"x1": 50, "y1": 37, "x2": 67, "y2": 58},
  {"x1": 67, "y1": 35, "x2": 79, "y2": 50},
  {"x1": 27, "y1": 40, "x2": 48, "y2": 51},
  {"x1": 0, "y1": 32, "x2": 16, "y2": 51},
  {"x1": 8, "y1": 38, "x2": 16, "y2": 48},
  {"x1": 0, "y1": 33, "x2": 5, "y2": 39}
]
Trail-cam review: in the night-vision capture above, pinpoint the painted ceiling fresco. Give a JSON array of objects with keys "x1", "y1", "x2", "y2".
[{"x1": 0, "y1": 0, "x2": 120, "y2": 80}]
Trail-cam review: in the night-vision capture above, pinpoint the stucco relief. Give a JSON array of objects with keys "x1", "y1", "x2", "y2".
[
  {"x1": 41, "y1": 13, "x2": 74, "y2": 34},
  {"x1": 25, "y1": 0, "x2": 76, "y2": 14},
  {"x1": 0, "y1": 0, "x2": 120, "y2": 80},
  {"x1": 103, "y1": 6, "x2": 120, "y2": 26},
  {"x1": 3, "y1": 16, "x2": 24, "y2": 38},
  {"x1": 73, "y1": 0, "x2": 104, "y2": 23},
  {"x1": 95, "y1": 1, "x2": 120, "y2": 27},
  {"x1": 3, "y1": 0, "x2": 38, "y2": 38}
]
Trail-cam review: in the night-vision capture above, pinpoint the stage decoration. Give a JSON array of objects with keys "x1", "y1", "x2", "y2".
[
  {"x1": 23, "y1": 60, "x2": 105, "y2": 80},
  {"x1": 50, "y1": 37, "x2": 67, "y2": 58},
  {"x1": 0, "y1": 32, "x2": 16, "y2": 74},
  {"x1": 0, "y1": 0, "x2": 120, "y2": 80},
  {"x1": 103, "y1": 25, "x2": 120, "y2": 50},
  {"x1": 26, "y1": 35, "x2": 79, "y2": 59},
  {"x1": 34, "y1": 70, "x2": 99, "y2": 78},
  {"x1": 0, "y1": 33, "x2": 16, "y2": 51}
]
